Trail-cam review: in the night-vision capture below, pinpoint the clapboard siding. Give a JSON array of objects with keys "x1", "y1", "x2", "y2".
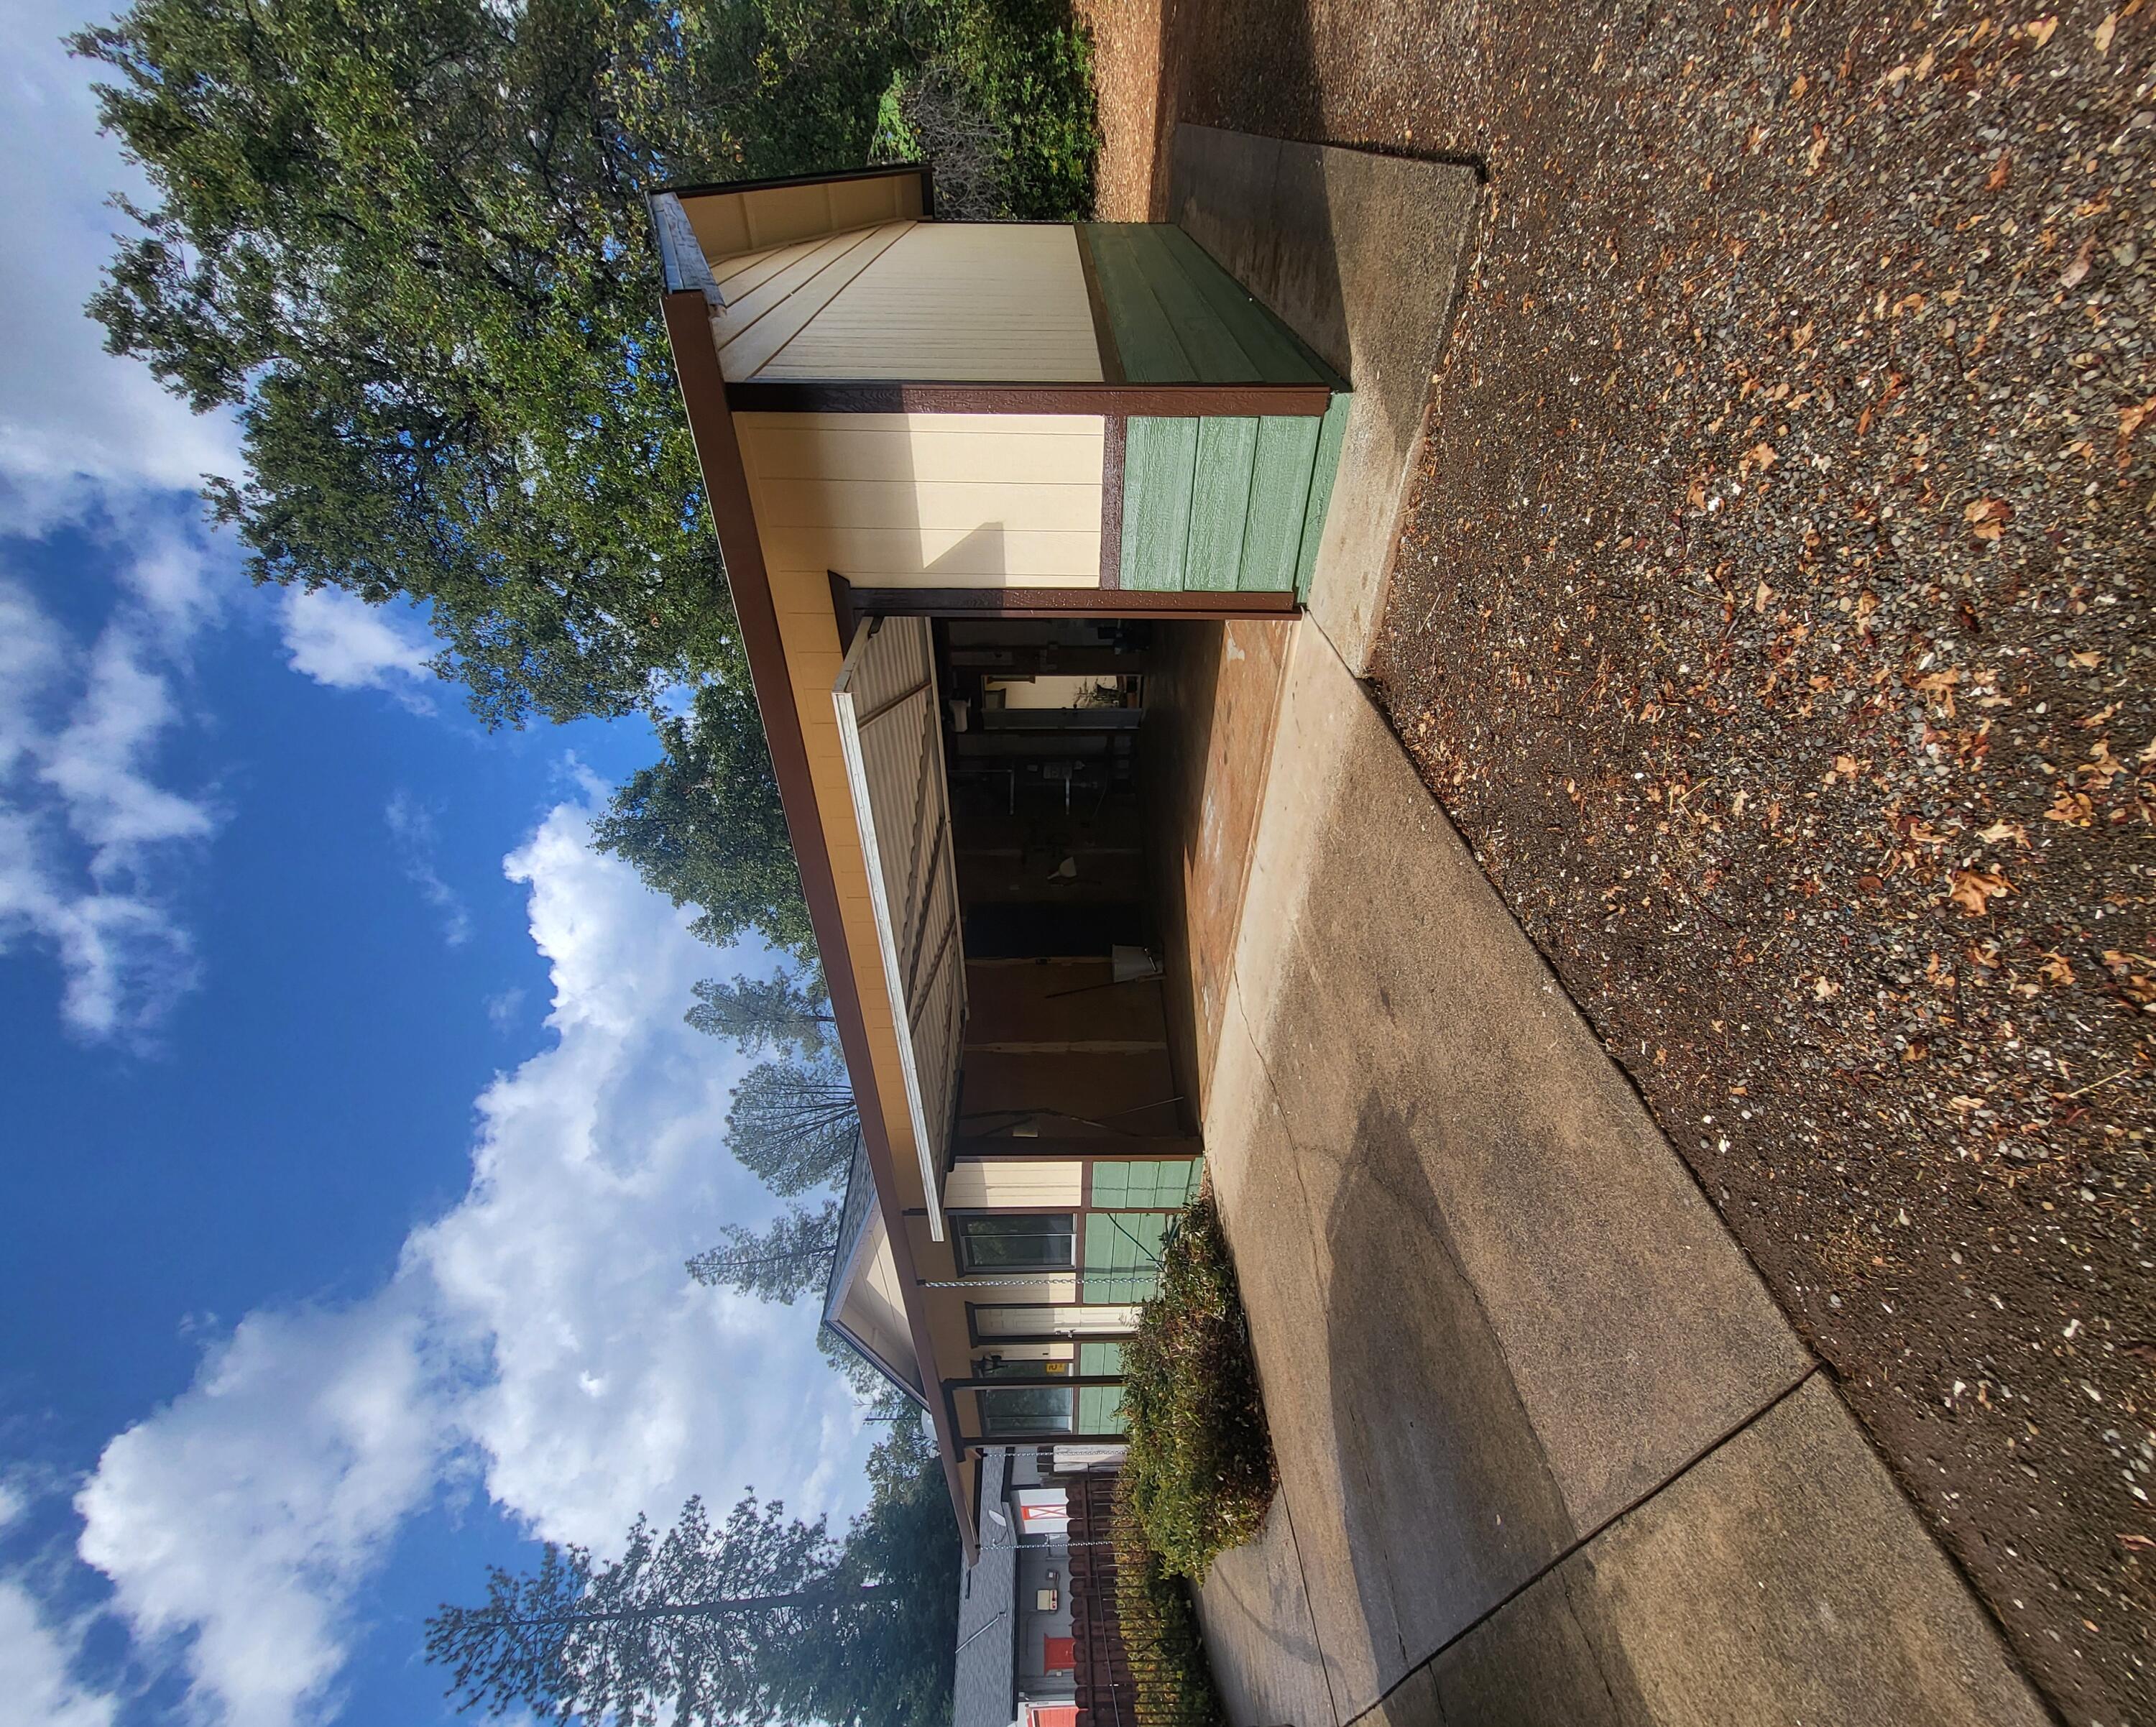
[
  {"x1": 739, "y1": 411, "x2": 1105, "y2": 591},
  {"x1": 1295, "y1": 393, "x2": 1352, "y2": 600},
  {"x1": 944, "y1": 1160, "x2": 1086, "y2": 1210},
  {"x1": 1087, "y1": 223, "x2": 1348, "y2": 594},
  {"x1": 709, "y1": 223, "x2": 910, "y2": 382},
  {"x1": 758, "y1": 224, "x2": 1102, "y2": 382},
  {"x1": 1082, "y1": 224, "x2": 1335, "y2": 386},
  {"x1": 1118, "y1": 407, "x2": 1345, "y2": 595},
  {"x1": 755, "y1": 478, "x2": 1103, "y2": 534}
]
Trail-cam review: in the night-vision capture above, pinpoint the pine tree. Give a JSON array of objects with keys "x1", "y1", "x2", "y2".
[
  {"x1": 428, "y1": 1493, "x2": 872, "y2": 1723},
  {"x1": 686, "y1": 969, "x2": 834, "y2": 1059},
  {"x1": 686, "y1": 1202, "x2": 841, "y2": 1305},
  {"x1": 724, "y1": 1060, "x2": 860, "y2": 1197}
]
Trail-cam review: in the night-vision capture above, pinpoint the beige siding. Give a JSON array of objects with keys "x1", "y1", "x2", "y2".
[
  {"x1": 834, "y1": 1214, "x2": 922, "y2": 1395},
  {"x1": 682, "y1": 173, "x2": 923, "y2": 262},
  {"x1": 944, "y1": 1161, "x2": 1085, "y2": 1211},
  {"x1": 738, "y1": 411, "x2": 1105, "y2": 590},
  {"x1": 709, "y1": 223, "x2": 911, "y2": 382},
  {"x1": 755, "y1": 224, "x2": 1101, "y2": 382}
]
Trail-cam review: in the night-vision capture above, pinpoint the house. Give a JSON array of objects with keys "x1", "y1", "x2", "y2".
[
  {"x1": 648, "y1": 162, "x2": 1351, "y2": 1553},
  {"x1": 954, "y1": 1448, "x2": 1086, "y2": 1727}
]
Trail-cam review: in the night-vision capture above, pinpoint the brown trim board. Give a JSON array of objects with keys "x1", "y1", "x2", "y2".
[
  {"x1": 660, "y1": 289, "x2": 977, "y2": 1561},
  {"x1": 1100, "y1": 417, "x2": 1126, "y2": 589},
  {"x1": 831, "y1": 579, "x2": 1299, "y2": 620},
  {"x1": 725, "y1": 379, "x2": 1332, "y2": 417}
]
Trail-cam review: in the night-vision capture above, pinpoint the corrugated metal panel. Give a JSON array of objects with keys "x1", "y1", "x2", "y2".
[{"x1": 834, "y1": 616, "x2": 967, "y2": 1240}]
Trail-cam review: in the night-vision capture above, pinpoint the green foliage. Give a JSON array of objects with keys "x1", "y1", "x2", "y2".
[
  {"x1": 1118, "y1": 1189, "x2": 1276, "y2": 1582},
  {"x1": 593, "y1": 677, "x2": 814, "y2": 957},
  {"x1": 686, "y1": 1199, "x2": 839, "y2": 1304},
  {"x1": 866, "y1": 0, "x2": 1098, "y2": 221},
  {"x1": 427, "y1": 1450, "x2": 957, "y2": 1727},
  {"x1": 78, "y1": 0, "x2": 1096, "y2": 731},
  {"x1": 809, "y1": 1415, "x2": 961, "y2": 1727},
  {"x1": 1110, "y1": 1480, "x2": 1227, "y2": 1727},
  {"x1": 931, "y1": 0, "x2": 1098, "y2": 219},
  {"x1": 723, "y1": 1058, "x2": 860, "y2": 1197},
  {"x1": 686, "y1": 966, "x2": 834, "y2": 1058},
  {"x1": 425, "y1": 1491, "x2": 844, "y2": 1724}
]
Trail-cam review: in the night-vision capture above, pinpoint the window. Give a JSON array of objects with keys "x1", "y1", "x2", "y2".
[
  {"x1": 978, "y1": 1384, "x2": 1074, "y2": 1437},
  {"x1": 957, "y1": 1213, "x2": 1074, "y2": 1273}
]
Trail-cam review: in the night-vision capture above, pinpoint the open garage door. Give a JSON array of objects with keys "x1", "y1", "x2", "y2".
[{"x1": 834, "y1": 616, "x2": 965, "y2": 1240}]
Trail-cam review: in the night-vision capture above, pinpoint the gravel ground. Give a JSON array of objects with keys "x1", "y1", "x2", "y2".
[{"x1": 1082, "y1": 1, "x2": 2156, "y2": 1720}]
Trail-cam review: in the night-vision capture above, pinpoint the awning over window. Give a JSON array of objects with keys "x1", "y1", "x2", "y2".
[{"x1": 833, "y1": 615, "x2": 966, "y2": 1239}]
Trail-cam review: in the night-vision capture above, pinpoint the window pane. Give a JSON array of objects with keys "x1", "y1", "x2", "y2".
[
  {"x1": 980, "y1": 1385, "x2": 1074, "y2": 1436},
  {"x1": 959, "y1": 1214, "x2": 1074, "y2": 1270}
]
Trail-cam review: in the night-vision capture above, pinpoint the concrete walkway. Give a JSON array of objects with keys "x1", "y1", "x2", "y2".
[{"x1": 1192, "y1": 621, "x2": 2048, "y2": 1727}]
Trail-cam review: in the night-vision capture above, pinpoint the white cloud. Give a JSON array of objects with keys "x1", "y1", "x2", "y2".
[
  {"x1": 0, "y1": 1577, "x2": 119, "y2": 1727},
  {"x1": 383, "y1": 792, "x2": 470, "y2": 948},
  {"x1": 0, "y1": 0, "x2": 244, "y2": 529},
  {"x1": 0, "y1": 532, "x2": 226, "y2": 1041},
  {"x1": 78, "y1": 1298, "x2": 446, "y2": 1727},
  {"x1": 280, "y1": 589, "x2": 438, "y2": 710},
  {"x1": 72, "y1": 789, "x2": 871, "y2": 1727}
]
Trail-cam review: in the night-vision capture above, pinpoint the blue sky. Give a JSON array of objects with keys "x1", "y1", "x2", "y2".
[{"x1": 0, "y1": 7, "x2": 872, "y2": 1726}]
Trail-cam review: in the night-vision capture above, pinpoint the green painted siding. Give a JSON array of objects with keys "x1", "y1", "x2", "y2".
[
  {"x1": 1086, "y1": 222, "x2": 1350, "y2": 600},
  {"x1": 1186, "y1": 419, "x2": 1261, "y2": 589},
  {"x1": 1296, "y1": 393, "x2": 1353, "y2": 601},
  {"x1": 1077, "y1": 1340, "x2": 1127, "y2": 1432},
  {"x1": 1082, "y1": 225, "x2": 1338, "y2": 386},
  {"x1": 1243, "y1": 415, "x2": 1325, "y2": 591},
  {"x1": 1081, "y1": 1210, "x2": 1171, "y2": 1302},
  {"x1": 1120, "y1": 418, "x2": 1197, "y2": 591},
  {"x1": 1076, "y1": 1383, "x2": 1128, "y2": 1434},
  {"x1": 1089, "y1": 1159, "x2": 1202, "y2": 1210},
  {"x1": 1119, "y1": 411, "x2": 1346, "y2": 596}
]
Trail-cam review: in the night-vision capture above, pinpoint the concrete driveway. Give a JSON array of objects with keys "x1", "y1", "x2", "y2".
[{"x1": 1189, "y1": 620, "x2": 2048, "y2": 1727}]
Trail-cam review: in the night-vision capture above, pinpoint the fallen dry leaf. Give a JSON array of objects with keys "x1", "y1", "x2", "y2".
[
  {"x1": 1948, "y1": 869, "x2": 2014, "y2": 916},
  {"x1": 2028, "y1": 14, "x2": 2060, "y2": 47},
  {"x1": 1986, "y1": 152, "x2": 2011, "y2": 190},
  {"x1": 1977, "y1": 819, "x2": 2030, "y2": 848},
  {"x1": 2082, "y1": 740, "x2": 2127, "y2": 784},
  {"x1": 2094, "y1": 11, "x2": 2116, "y2": 52},
  {"x1": 1914, "y1": 667, "x2": 1963, "y2": 715},
  {"x1": 2047, "y1": 789, "x2": 2096, "y2": 826},
  {"x1": 1964, "y1": 497, "x2": 2014, "y2": 541},
  {"x1": 2060, "y1": 236, "x2": 2096, "y2": 290},
  {"x1": 2040, "y1": 953, "x2": 2076, "y2": 986}
]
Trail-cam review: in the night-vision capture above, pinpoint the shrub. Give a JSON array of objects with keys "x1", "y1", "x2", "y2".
[
  {"x1": 869, "y1": 0, "x2": 1099, "y2": 219},
  {"x1": 1119, "y1": 1188, "x2": 1277, "y2": 1581},
  {"x1": 1109, "y1": 1480, "x2": 1227, "y2": 1727}
]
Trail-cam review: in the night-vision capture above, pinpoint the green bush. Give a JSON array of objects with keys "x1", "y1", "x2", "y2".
[
  {"x1": 870, "y1": 0, "x2": 1098, "y2": 219},
  {"x1": 1119, "y1": 1189, "x2": 1277, "y2": 1582},
  {"x1": 1110, "y1": 1480, "x2": 1227, "y2": 1727}
]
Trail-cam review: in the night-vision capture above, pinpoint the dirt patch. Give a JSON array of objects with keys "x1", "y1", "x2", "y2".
[{"x1": 1093, "y1": 0, "x2": 2156, "y2": 1719}]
